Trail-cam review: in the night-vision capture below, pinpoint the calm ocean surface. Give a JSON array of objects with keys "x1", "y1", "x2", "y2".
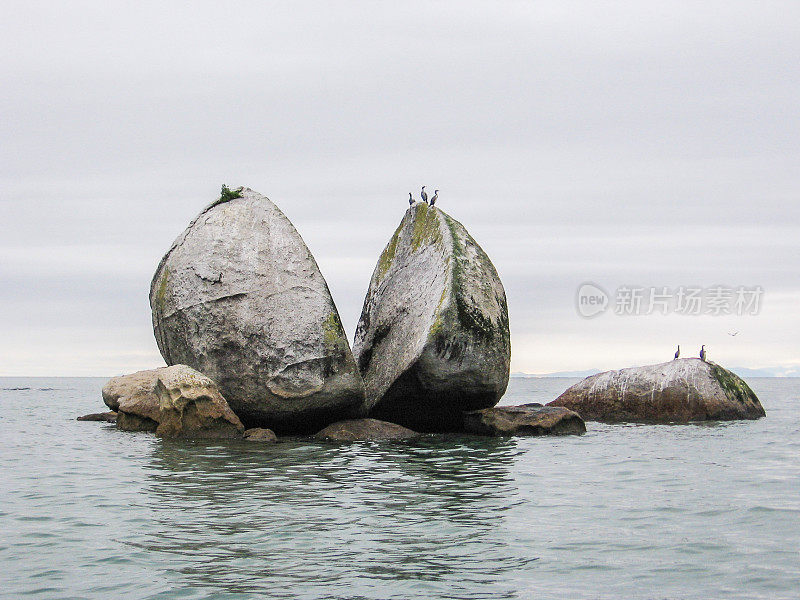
[{"x1": 1, "y1": 376, "x2": 798, "y2": 600}]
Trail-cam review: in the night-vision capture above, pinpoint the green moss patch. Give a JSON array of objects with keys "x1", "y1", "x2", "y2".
[
  {"x1": 410, "y1": 203, "x2": 443, "y2": 252},
  {"x1": 207, "y1": 184, "x2": 244, "y2": 210},
  {"x1": 155, "y1": 267, "x2": 169, "y2": 312},
  {"x1": 440, "y1": 212, "x2": 505, "y2": 341},
  {"x1": 322, "y1": 311, "x2": 346, "y2": 351},
  {"x1": 710, "y1": 363, "x2": 760, "y2": 405},
  {"x1": 376, "y1": 223, "x2": 402, "y2": 283}
]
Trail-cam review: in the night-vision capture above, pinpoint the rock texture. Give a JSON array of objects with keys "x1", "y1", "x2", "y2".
[
  {"x1": 102, "y1": 365, "x2": 244, "y2": 438},
  {"x1": 154, "y1": 365, "x2": 244, "y2": 438},
  {"x1": 150, "y1": 187, "x2": 366, "y2": 433},
  {"x1": 463, "y1": 404, "x2": 586, "y2": 436},
  {"x1": 314, "y1": 418, "x2": 419, "y2": 441},
  {"x1": 548, "y1": 358, "x2": 766, "y2": 423},
  {"x1": 103, "y1": 368, "x2": 166, "y2": 412},
  {"x1": 353, "y1": 203, "x2": 510, "y2": 431},
  {"x1": 244, "y1": 428, "x2": 278, "y2": 442},
  {"x1": 103, "y1": 368, "x2": 164, "y2": 431},
  {"x1": 77, "y1": 411, "x2": 117, "y2": 423}
]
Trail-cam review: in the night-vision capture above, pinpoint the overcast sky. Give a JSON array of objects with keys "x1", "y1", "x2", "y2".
[{"x1": 1, "y1": 1, "x2": 798, "y2": 376}]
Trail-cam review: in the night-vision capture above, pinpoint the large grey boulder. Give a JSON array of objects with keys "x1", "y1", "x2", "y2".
[
  {"x1": 103, "y1": 366, "x2": 244, "y2": 438},
  {"x1": 548, "y1": 358, "x2": 766, "y2": 423},
  {"x1": 353, "y1": 202, "x2": 510, "y2": 431},
  {"x1": 150, "y1": 187, "x2": 366, "y2": 433}
]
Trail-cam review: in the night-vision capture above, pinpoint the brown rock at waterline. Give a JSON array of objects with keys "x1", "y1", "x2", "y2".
[
  {"x1": 76, "y1": 411, "x2": 117, "y2": 423},
  {"x1": 244, "y1": 428, "x2": 278, "y2": 442},
  {"x1": 314, "y1": 418, "x2": 419, "y2": 441},
  {"x1": 463, "y1": 404, "x2": 586, "y2": 436},
  {"x1": 102, "y1": 365, "x2": 244, "y2": 438}
]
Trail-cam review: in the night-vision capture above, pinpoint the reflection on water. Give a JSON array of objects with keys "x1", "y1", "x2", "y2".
[
  {"x1": 2, "y1": 377, "x2": 800, "y2": 600},
  {"x1": 137, "y1": 437, "x2": 529, "y2": 599}
]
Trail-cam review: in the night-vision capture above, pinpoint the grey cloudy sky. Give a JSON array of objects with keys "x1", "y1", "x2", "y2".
[{"x1": 1, "y1": 1, "x2": 798, "y2": 376}]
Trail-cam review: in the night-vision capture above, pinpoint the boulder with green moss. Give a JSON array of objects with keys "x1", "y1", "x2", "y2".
[
  {"x1": 548, "y1": 358, "x2": 765, "y2": 423},
  {"x1": 353, "y1": 202, "x2": 510, "y2": 431},
  {"x1": 150, "y1": 187, "x2": 366, "y2": 433}
]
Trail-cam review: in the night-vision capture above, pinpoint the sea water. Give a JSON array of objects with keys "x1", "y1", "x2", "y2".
[{"x1": 1, "y1": 377, "x2": 798, "y2": 599}]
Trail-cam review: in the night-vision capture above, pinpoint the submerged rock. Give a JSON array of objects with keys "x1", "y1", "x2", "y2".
[
  {"x1": 150, "y1": 187, "x2": 366, "y2": 433},
  {"x1": 77, "y1": 411, "x2": 117, "y2": 423},
  {"x1": 244, "y1": 428, "x2": 278, "y2": 442},
  {"x1": 314, "y1": 418, "x2": 419, "y2": 441},
  {"x1": 548, "y1": 358, "x2": 766, "y2": 423},
  {"x1": 353, "y1": 203, "x2": 510, "y2": 431},
  {"x1": 102, "y1": 365, "x2": 244, "y2": 438},
  {"x1": 463, "y1": 404, "x2": 586, "y2": 436}
]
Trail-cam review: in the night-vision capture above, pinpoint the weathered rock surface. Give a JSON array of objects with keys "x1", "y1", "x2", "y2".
[
  {"x1": 463, "y1": 404, "x2": 586, "y2": 436},
  {"x1": 102, "y1": 368, "x2": 166, "y2": 412},
  {"x1": 102, "y1": 365, "x2": 244, "y2": 438},
  {"x1": 154, "y1": 365, "x2": 244, "y2": 438},
  {"x1": 353, "y1": 203, "x2": 510, "y2": 431},
  {"x1": 314, "y1": 418, "x2": 419, "y2": 441},
  {"x1": 103, "y1": 368, "x2": 164, "y2": 431},
  {"x1": 150, "y1": 187, "x2": 366, "y2": 433},
  {"x1": 548, "y1": 358, "x2": 766, "y2": 423},
  {"x1": 244, "y1": 428, "x2": 278, "y2": 442},
  {"x1": 77, "y1": 411, "x2": 117, "y2": 423}
]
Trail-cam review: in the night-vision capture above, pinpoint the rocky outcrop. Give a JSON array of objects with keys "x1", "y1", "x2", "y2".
[
  {"x1": 314, "y1": 418, "x2": 420, "y2": 441},
  {"x1": 150, "y1": 187, "x2": 366, "y2": 433},
  {"x1": 154, "y1": 365, "x2": 244, "y2": 438},
  {"x1": 353, "y1": 203, "x2": 510, "y2": 431},
  {"x1": 463, "y1": 404, "x2": 586, "y2": 436},
  {"x1": 103, "y1": 368, "x2": 164, "y2": 431},
  {"x1": 548, "y1": 358, "x2": 766, "y2": 423},
  {"x1": 77, "y1": 411, "x2": 117, "y2": 423},
  {"x1": 102, "y1": 365, "x2": 244, "y2": 438},
  {"x1": 244, "y1": 428, "x2": 278, "y2": 442},
  {"x1": 103, "y1": 367, "x2": 167, "y2": 412}
]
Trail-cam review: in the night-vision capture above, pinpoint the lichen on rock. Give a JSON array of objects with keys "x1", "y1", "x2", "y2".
[
  {"x1": 149, "y1": 187, "x2": 366, "y2": 433},
  {"x1": 548, "y1": 358, "x2": 766, "y2": 423},
  {"x1": 353, "y1": 203, "x2": 510, "y2": 431}
]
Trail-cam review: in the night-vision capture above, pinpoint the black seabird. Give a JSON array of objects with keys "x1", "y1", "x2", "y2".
[
  {"x1": 408, "y1": 192, "x2": 414, "y2": 206},
  {"x1": 421, "y1": 186, "x2": 428, "y2": 204},
  {"x1": 674, "y1": 345, "x2": 680, "y2": 360},
  {"x1": 699, "y1": 345, "x2": 706, "y2": 362},
  {"x1": 430, "y1": 189, "x2": 439, "y2": 206}
]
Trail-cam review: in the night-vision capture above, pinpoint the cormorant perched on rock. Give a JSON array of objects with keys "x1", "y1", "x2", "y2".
[
  {"x1": 699, "y1": 345, "x2": 706, "y2": 362},
  {"x1": 430, "y1": 189, "x2": 438, "y2": 206},
  {"x1": 408, "y1": 192, "x2": 414, "y2": 206},
  {"x1": 674, "y1": 345, "x2": 680, "y2": 360},
  {"x1": 421, "y1": 186, "x2": 428, "y2": 204}
]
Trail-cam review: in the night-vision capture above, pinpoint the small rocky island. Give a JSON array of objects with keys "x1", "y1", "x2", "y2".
[
  {"x1": 81, "y1": 186, "x2": 766, "y2": 441},
  {"x1": 548, "y1": 358, "x2": 765, "y2": 423}
]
